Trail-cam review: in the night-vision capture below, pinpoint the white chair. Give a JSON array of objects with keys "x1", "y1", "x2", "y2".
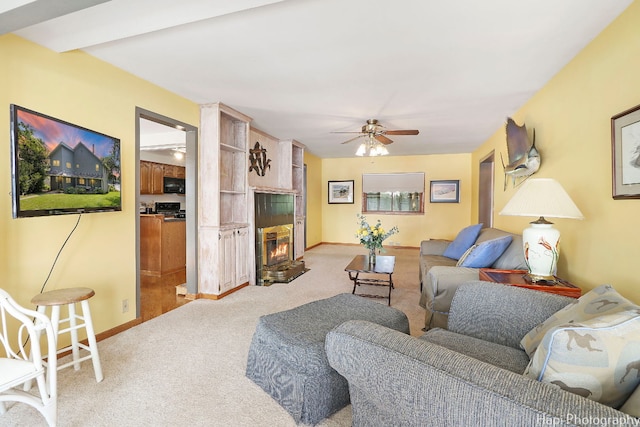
[{"x1": 0, "y1": 288, "x2": 57, "y2": 426}]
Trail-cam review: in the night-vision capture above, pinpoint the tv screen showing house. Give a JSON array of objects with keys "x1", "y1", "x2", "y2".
[{"x1": 10, "y1": 105, "x2": 121, "y2": 218}]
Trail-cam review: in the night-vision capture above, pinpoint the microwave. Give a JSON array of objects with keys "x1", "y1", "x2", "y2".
[{"x1": 163, "y1": 177, "x2": 185, "y2": 194}]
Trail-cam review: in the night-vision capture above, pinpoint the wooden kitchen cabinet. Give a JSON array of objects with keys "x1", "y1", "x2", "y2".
[
  {"x1": 140, "y1": 161, "x2": 151, "y2": 194},
  {"x1": 140, "y1": 161, "x2": 165, "y2": 195},
  {"x1": 164, "y1": 164, "x2": 185, "y2": 179},
  {"x1": 140, "y1": 214, "x2": 186, "y2": 286}
]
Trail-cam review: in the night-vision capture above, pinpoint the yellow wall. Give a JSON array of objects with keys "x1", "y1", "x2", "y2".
[
  {"x1": 320, "y1": 154, "x2": 472, "y2": 247},
  {"x1": 472, "y1": 2, "x2": 640, "y2": 303},
  {"x1": 0, "y1": 35, "x2": 199, "y2": 333},
  {"x1": 4, "y1": 0, "x2": 639, "y2": 331},
  {"x1": 304, "y1": 151, "x2": 323, "y2": 247}
]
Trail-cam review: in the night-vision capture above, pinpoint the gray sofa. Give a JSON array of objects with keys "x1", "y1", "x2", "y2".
[
  {"x1": 245, "y1": 293, "x2": 409, "y2": 425},
  {"x1": 326, "y1": 282, "x2": 638, "y2": 426},
  {"x1": 419, "y1": 227, "x2": 527, "y2": 330}
]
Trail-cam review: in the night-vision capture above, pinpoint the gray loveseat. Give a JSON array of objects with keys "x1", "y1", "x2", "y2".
[
  {"x1": 326, "y1": 282, "x2": 638, "y2": 426},
  {"x1": 419, "y1": 227, "x2": 527, "y2": 330}
]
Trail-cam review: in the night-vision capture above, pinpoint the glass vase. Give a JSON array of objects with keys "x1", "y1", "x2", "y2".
[{"x1": 368, "y1": 247, "x2": 376, "y2": 266}]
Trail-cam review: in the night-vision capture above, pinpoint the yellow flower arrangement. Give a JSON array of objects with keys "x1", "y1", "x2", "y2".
[{"x1": 356, "y1": 213, "x2": 399, "y2": 253}]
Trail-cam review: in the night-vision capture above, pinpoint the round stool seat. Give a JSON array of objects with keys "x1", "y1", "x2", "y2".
[
  {"x1": 32, "y1": 287, "x2": 95, "y2": 306},
  {"x1": 31, "y1": 287, "x2": 103, "y2": 383}
]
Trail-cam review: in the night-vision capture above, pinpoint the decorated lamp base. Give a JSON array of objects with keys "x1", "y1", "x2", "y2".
[{"x1": 522, "y1": 217, "x2": 560, "y2": 282}]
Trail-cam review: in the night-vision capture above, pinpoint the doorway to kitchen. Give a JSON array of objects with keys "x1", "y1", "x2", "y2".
[{"x1": 136, "y1": 108, "x2": 198, "y2": 322}]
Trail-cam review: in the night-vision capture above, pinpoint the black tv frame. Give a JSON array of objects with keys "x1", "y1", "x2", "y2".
[{"x1": 10, "y1": 105, "x2": 121, "y2": 218}]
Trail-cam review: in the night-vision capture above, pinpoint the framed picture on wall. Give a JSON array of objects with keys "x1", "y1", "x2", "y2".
[
  {"x1": 328, "y1": 180, "x2": 354, "y2": 204},
  {"x1": 612, "y1": 104, "x2": 640, "y2": 199},
  {"x1": 430, "y1": 180, "x2": 460, "y2": 203}
]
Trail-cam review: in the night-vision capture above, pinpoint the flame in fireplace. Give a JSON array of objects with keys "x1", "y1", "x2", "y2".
[{"x1": 270, "y1": 242, "x2": 289, "y2": 260}]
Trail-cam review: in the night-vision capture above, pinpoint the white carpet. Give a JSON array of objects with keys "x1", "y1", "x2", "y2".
[{"x1": 0, "y1": 244, "x2": 424, "y2": 427}]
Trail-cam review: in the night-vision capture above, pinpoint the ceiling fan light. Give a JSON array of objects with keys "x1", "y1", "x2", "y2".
[
  {"x1": 355, "y1": 143, "x2": 367, "y2": 156},
  {"x1": 379, "y1": 145, "x2": 389, "y2": 155}
]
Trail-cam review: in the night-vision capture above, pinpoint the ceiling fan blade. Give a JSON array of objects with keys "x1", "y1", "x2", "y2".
[
  {"x1": 341, "y1": 135, "x2": 365, "y2": 144},
  {"x1": 331, "y1": 131, "x2": 364, "y2": 134},
  {"x1": 375, "y1": 135, "x2": 394, "y2": 145},
  {"x1": 385, "y1": 129, "x2": 419, "y2": 135}
]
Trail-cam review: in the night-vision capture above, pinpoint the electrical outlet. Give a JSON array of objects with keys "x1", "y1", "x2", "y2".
[{"x1": 122, "y1": 299, "x2": 129, "y2": 313}]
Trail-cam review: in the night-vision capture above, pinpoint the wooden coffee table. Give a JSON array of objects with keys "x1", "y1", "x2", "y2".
[
  {"x1": 345, "y1": 255, "x2": 395, "y2": 305},
  {"x1": 479, "y1": 268, "x2": 581, "y2": 298}
]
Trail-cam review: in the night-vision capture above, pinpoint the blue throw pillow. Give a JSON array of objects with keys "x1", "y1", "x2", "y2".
[
  {"x1": 442, "y1": 223, "x2": 483, "y2": 260},
  {"x1": 457, "y1": 235, "x2": 513, "y2": 268}
]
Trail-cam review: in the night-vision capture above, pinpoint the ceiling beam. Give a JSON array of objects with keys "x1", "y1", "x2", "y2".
[
  {"x1": 0, "y1": 0, "x2": 111, "y2": 35},
  {"x1": 12, "y1": 0, "x2": 285, "y2": 52}
]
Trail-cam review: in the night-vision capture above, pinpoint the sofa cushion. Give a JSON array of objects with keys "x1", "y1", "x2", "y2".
[
  {"x1": 442, "y1": 223, "x2": 483, "y2": 260},
  {"x1": 524, "y1": 311, "x2": 640, "y2": 409},
  {"x1": 620, "y1": 385, "x2": 640, "y2": 417},
  {"x1": 456, "y1": 236, "x2": 512, "y2": 268},
  {"x1": 419, "y1": 255, "x2": 458, "y2": 278},
  {"x1": 521, "y1": 285, "x2": 637, "y2": 357},
  {"x1": 492, "y1": 234, "x2": 527, "y2": 270},
  {"x1": 420, "y1": 328, "x2": 530, "y2": 374},
  {"x1": 475, "y1": 228, "x2": 526, "y2": 270}
]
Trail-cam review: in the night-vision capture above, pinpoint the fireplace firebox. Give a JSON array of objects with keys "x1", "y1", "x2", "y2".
[
  {"x1": 260, "y1": 224, "x2": 293, "y2": 267},
  {"x1": 256, "y1": 224, "x2": 305, "y2": 285},
  {"x1": 264, "y1": 225, "x2": 292, "y2": 266}
]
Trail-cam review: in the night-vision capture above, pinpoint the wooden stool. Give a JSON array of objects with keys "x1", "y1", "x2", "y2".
[{"x1": 32, "y1": 287, "x2": 103, "y2": 383}]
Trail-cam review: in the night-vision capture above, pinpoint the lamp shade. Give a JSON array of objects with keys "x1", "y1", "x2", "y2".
[
  {"x1": 499, "y1": 178, "x2": 584, "y2": 220},
  {"x1": 354, "y1": 135, "x2": 389, "y2": 157},
  {"x1": 499, "y1": 178, "x2": 583, "y2": 282}
]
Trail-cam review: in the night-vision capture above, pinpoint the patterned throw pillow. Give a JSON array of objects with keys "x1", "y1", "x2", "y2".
[
  {"x1": 520, "y1": 284, "x2": 636, "y2": 357},
  {"x1": 523, "y1": 311, "x2": 640, "y2": 409},
  {"x1": 442, "y1": 223, "x2": 483, "y2": 260}
]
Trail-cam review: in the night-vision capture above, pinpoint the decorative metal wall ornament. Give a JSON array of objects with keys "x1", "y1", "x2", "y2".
[
  {"x1": 249, "y1": 141, "x2": 271, "y2": 176},
  {"x1": 501, "y1": 117, "x2": 541, "y2": 190}
]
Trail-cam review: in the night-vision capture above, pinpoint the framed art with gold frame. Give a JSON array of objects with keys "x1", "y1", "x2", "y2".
[{"x1": 612, "y1": 104, "x2": 640, "y2": 199}]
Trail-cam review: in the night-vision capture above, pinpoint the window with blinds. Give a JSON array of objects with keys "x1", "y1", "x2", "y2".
[{"x1": 362, "y1": 173, "x2": 425, "y2": 214}]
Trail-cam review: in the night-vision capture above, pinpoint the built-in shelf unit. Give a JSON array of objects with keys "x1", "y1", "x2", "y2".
[
  {"x1": 199, "y1": 102, "x2": 251, "y2": 297},
  {"x1": 291, "y1": 141, "x2": 305, "y2": 260}
]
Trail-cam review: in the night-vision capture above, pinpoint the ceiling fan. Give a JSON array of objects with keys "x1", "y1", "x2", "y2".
[{"x1": 333, "y1": 119, "x2": 419, "y2": 145}]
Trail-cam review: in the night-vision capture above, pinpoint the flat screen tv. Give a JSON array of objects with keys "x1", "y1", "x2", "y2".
[{"x1": 10, "y1": 105, "x2": 121, "y2": 218}]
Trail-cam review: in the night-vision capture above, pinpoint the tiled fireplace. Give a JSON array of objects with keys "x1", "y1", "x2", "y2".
[{"x1": 254, "y1": 193, "x2": 305, "y2": 285}]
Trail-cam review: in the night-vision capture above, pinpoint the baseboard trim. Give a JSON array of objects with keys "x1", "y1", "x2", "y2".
[
  {"x1": 318, "y1": 242, "x2": 419, "y2": 250},
  {"x1": 97, "y1": 318, "x2": 143, "y2": 341},
  {"x1": 53, "y1": 317, "x2": 142, "y2": 361},
  {"x1": 197, "y1": 282, "x2": 249, "y2": 300}
]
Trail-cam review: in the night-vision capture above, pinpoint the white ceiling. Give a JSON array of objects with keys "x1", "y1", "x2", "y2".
[
  {"x1": 4, "y1": 0, "x2": 633, "y2": 158},
  {"x1": 139, "y1": 118, "x2": 186, "y2": 153}
]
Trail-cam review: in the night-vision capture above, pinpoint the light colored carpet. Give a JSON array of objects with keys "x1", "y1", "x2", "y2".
[{"x1": 0, "y1": 244, "x2": 425, "y2": 427}]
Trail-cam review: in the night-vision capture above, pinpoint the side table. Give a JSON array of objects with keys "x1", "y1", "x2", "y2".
[
  {"x1": 345, "y1": 255, "x2": 395, "y2": 305},
  {"x1": 478, "y1": 269, "x2": 581, "y2": 299}
]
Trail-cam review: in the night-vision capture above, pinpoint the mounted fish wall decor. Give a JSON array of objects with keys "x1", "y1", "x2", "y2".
[{"x1": 501, "y1": 117, "x2": 540, "y2": 190}]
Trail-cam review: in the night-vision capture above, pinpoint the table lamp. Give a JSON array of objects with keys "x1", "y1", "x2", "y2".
[{"x1": 499, "y1": 178, "x2": 584, "y2": 283}]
